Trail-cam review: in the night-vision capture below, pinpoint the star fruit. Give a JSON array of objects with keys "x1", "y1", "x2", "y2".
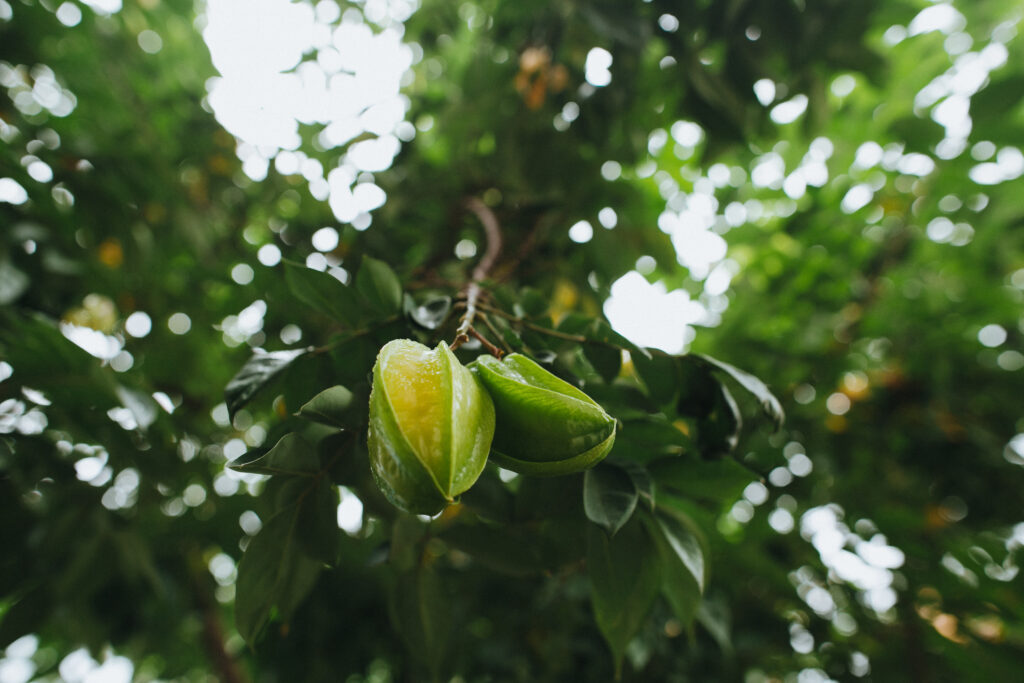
[
  {"x1": 471, "y1": 353, "x2": 616, "y2": 476},
  {"x1": 368, "y1": 339, "x2": 495, "y2": 515}
]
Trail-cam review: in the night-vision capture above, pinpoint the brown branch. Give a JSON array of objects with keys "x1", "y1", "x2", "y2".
[
  {"x1": 188, "y1": 550, "x2": 249, "y2": 683},
  {"x1": 450, "y1": 198, "x2": 503, "y2": 353}
]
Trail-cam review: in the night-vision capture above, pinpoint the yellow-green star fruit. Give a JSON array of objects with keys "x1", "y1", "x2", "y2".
[
  {"x1": 471, "y1": 353, "x2": 616, "y2": 476},
  {"x1": 368, "y1": 339, "x2": 495, "y2": 515}
]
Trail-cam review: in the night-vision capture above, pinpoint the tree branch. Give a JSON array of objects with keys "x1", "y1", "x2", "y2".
[{"x1": 450, "y1": 198, "x2": 503, "y2": 354}]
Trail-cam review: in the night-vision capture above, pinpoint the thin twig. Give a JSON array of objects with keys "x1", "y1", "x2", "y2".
[
  {"x1": 479, "y1": 313, "x2": 514, "y2": 354},
  {"x1": 450, "y1": 198, "x2": 503, "y2": 353},
  {"x1": 469, "y1": 326, "x2": 504, "y2": 358}
]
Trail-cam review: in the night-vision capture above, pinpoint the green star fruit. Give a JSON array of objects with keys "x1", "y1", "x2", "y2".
[
  {"x1": 368, "y1": 339, "x2": 495, "y2": 515},
  {"x1": 471, "y1": 353, "x2": 616, "y2": 476}
]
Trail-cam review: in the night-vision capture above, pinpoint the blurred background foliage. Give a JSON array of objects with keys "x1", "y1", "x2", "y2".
[{"x1": 1, "y1": 0, "x2": 1023, "y2": 681}]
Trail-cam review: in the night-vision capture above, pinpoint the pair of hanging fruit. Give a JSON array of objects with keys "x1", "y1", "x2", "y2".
[{"x1": 368, "y1": 339, "x2": 616, "y2": 514}]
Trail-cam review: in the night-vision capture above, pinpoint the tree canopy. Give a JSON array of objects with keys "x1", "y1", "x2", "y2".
[{"x1": 2, "y1": 0, "x2": 1023, "y2": 681}]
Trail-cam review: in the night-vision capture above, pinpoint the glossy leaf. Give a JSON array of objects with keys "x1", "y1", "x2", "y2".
[
  {"x1": 229, "y1": 433, "x2": 320, "y2": 476},
  {"x1": 698, "y1": 354, "x2": 785, "y2": 431},
  {"x1": 225, "y1": 348, "x2": 307, "y2": 419},
  {"x1": 297, "y1": 385, "x2": 355, "y2": 427},
  {"x1": 357, "y1": 256, "x2": 403, "y2": 315},
  {"x1": 584, "y1": 463, "x2": 639, "y2": 536}
]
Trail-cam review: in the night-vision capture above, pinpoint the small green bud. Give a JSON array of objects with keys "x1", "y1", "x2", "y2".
[
  {"x1": 471, "y1": 353, "x2": 616, "y2": 476},
  {"x1": 368, "y1": 339, "x2": 495, "y2": 514}
]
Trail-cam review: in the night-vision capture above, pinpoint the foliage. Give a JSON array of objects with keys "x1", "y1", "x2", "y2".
[{"x1": 2, "y1": 0, "x2": 1023, "y2": 681}]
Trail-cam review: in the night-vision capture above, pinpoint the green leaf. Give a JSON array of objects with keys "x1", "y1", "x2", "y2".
[
  {"x1": 405, "y1": 295, "x2": 451, "y2": 330},
  {"x1": 651, "y1": 508, "x2": 704, "y2": 625},
  {"x1": 584, "y1": 463, "x2": 639, "y2": 536},
  {"x1": 297, "y1": 385, "x2": 355, "y2": 427},
  {"x1": 588, "y1": 517, "x2": 662, "y2": 676},
  {"x1": 698, "y1": 354, "x2": 785, "y2": 431},
  {"x1": 235, "y1": 504, "x2": 323, "y2": 645},
  {"x1": 633, "y1": 351, "x2": 679, "y2": 406},
  {"x1": 647, "y1": 456, "x2": 756, "y2": 504},
  {"x1": 229, "y1": 433, "x2": 320, "y2": 476},
  {"x1": 284, "y1": 260, "x2": 362, "y2": 324},
  {"x1": 518, "y1": 287, "x2": 549, "y2": 317},
  {"x1": 388, "y1": 563, "x2": 451, "y2": 677},
  {"x1": 442, "y1": 523, "x2": 550, "y2": 576},
  {"x1": 620, "y1": 461, "x2": 655, "y2": 511},
  {"x1": 676, "y1": 358, "x2": 718, "y2": 419},
  {"x1": 225, "y1": 348, "x2": 308, "y2": 419},
  {"x1": 698, "y1": 383, "x2": 742, "y2": 459},
  {"x1": 357, "y1": 256, "x2": 403, "y2": 314},
  {"x1": 584, "y1": 343, "x2": 622, "y2": 383},
  {"x1": 296, "y1": 476, "x2": 340, "y2": 566},
  {"x1": 655, "y1": 508, "x2": 705, "y2": 592}
]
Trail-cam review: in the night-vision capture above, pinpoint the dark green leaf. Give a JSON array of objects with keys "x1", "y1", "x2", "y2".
[
  {"x1": 284, "y1": 260, "x2": 362, "y2": 324},
  {"x1": 698, "y1": 383, "x2": 742, "y2": 459},
  {"x1": 645, "y1": 508, "x2": 704, "y2": 626},
  {"x1": 229, "y1": 433, "x2": 320, "y2": 476},
  {"x1": 584, "y1": 343, "x2": 622, "y2": 383},
  {"x1": 697, "y1": 600, "x2": 733, "y2": 653},
  {"x1": 225, "y1": 348, "x2": 308, "y2": 419},
  {"x1": 235, "y1": 504, "x2": 323, "y2": 645},
  {"x1": 357, "y1": 256, "x2": 403, "y2": 314},
  {"x1": 648, "y1": 456, "x2": 756, "y2": 504},
  {"x1": 297, "y1": 385, "x2": 355, "y2": 427},
  {"x1": 296, "y1": 477, "x2": 340, "y2": 566},
  {"x1": 587, "y1": 517, "x2": 662, "y2": 675},
  {"x1": 655, "y1": 509, "x2": 705, "y2": 593},
  {"x1": 584, "y1": 463, "x2": 639, "y2": 536},
  {"x1": 676, "y1": 358, "x2": 719, "y2": 419},
  {"x1": 518, "y1": 287, "x2": 549, "y2": 317},
  {"x1": 442, "y1": 523, "x2": 548, "y2": 576},
  {"x1": 0, "y1": 588, "x2": 51, "y2": 648},
  {"x1": 698, "y1": 354, "x2": 785, "y2": 431},
  {"x1": 633, "y1": 351, "x2": 680, "y2": 406},
  {"x1": 620, "y1": 461, "x2": 655, "y2": 511},
  {"x1": 388, "y1": 563, "x2": 450, "y2": 677}
]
